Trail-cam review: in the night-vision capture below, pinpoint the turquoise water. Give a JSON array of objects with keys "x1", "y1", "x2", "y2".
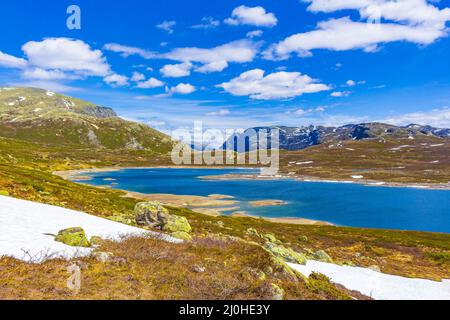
[{"x1": 75, "y1": 168, "x2": 450, "y2": 233}]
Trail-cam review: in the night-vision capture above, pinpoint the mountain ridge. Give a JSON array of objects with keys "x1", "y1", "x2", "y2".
[
  {"x1": 0, "y1": 87, "x2": 173, "y2": 153},
  {"x1": 224, "y1": 123, "x2": 450, "y2": 152}
]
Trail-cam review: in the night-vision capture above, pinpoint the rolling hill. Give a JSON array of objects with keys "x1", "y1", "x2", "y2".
[{"x1": 0, "y1": 87, "x2": 173, "y2": 153}]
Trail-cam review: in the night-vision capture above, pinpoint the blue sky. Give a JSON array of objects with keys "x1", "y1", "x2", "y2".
[{"x1": 1, "y1": 0, "x2": 450, "y2": 132}]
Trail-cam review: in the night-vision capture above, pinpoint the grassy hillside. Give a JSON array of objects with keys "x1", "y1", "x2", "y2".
[
  {"x1": 0, "y1": 87, "x2": 173, "y2": 153},
  {"x1": 280, "y1": 134, "x2": 450, "y2": 184}
]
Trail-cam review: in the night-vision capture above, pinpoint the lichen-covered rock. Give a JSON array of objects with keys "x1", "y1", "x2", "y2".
[
  {"x1": 134, "y1": 201, "x2": 170, "y2": 227},
  {"x1": 55, "y1": 227, "x2": 91, "y2": 247},
  {"x1": 245, "y1": 228, "x2": 259, "y2": 237},
  {"x1": 264, "y1": 242, "x2": 307, "y2": 265},
  {"x1": 312, "y1": 250, "x2": 333, "y2": 263},
  {"x1": 0, "y1": 190, "x2": 9, "y2": 196},
  {"x1": 171, "y1": 231, "x2": 193, "y2": 241},
  {"x1": 162, "y1": 215, "x2": 192, "y2": 233},
  {"x1": 263, "y1": 233, "x2": 281, "y2": 244},
  {"x1": 269, "y1": 283, "x2": 285, "y2": 300}
]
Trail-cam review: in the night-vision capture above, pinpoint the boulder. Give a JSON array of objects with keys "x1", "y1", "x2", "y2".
[
  {"x1": 55, "y1": 227, "x2": 91, "y2": 247},
  {"x1": 264, "y1": 242, "x2": 307, "y2": 265},
  {"x1": 0, "y1": 190, "x2": 9, "y2": 196},
  {"x1": 245, "y1": 228, "x2": 259, "y2": 237},
  {"x1": 263, "y1": 233, "x2": 281, "y2": 244},
  {"x1": 134, "y1": 201, "x2": 170, "y2": 227},
  {"x1": 171, "y1": 231, "x2": 193, "y2": 241},
  {"x1": 163, "y1": 215, "x2": 192, "y2": 233},
  {"x1": 92, "y1": 251, "x2": 114, "y2": 263},
  {"x1": 312, "y1": 250, "x2": 333, "y2": 263}
]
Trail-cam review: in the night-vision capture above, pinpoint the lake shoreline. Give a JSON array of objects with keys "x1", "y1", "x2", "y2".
[
  {"x1": 54, "y1": 167, "x2": 335, "y2": 226},
  {"x1": 54, "y1": 166, "x2": 450, "y2": 191}
]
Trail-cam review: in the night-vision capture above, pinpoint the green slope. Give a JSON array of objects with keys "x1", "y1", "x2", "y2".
[{"x1": 0, "y1": 87, "x2": 173, "y2": 153}]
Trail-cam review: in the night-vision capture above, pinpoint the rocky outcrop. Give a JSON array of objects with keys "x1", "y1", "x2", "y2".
[
  {"x1": 135, "y1": 201, "x2": 170, "y2": 227},
  {"x1": 55, "y1": 227, "x2": 91, "y2": 247},
  {"x1": 264, "y1": 242, "x2": 307, "y2": 265},
  {"x1": 134, "y1": 201, "x2": 193, "y2": 238}
]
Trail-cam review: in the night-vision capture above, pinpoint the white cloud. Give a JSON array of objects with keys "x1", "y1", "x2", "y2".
[
  {"x1": 264, "y1": 16, "x2": 448, "y2": 60},
  {"x1": 23, "y1": 38, "x2": 111, "y2": 76},
  {"x1": 0, "y1": 51, "x2": 27, "y2": 69},
  {"x1": 103, "y1": 73, "x2": 129, "y2": 87},
  {"x1": 22, "y1": 68, "x2": 77, "y2": 81},
  {"x1": 218, "y1": 69, "x2": 330, "y2": 100},
  {"x1": 346, "y1": 80, "x2": 356, "y2": 87},
  {"x1": 170, "y1": 83, "x2": 196, "y2": 95},
  {"x1": 104, "y1": 40, "x2": 259, "y2": 74},
  {"x1": 160, "y1": 62, "x2": 192, "y2": 78},
  {"x1": 156, "y1": 20, "x2": 176, "y2": 34},
  {"x1": 207, "y1": 109, "x2": 231, "y2": 116},
  {"x1": 195, "y1": 60, "x2": 228, "y2": 73},
  {"x1": 246, "y1": 30, "x2": 264, "y2": 38},
  {"x1": 10, "y1": 80, "x2": 79, "y2": 93},
  {"x1": 381, "y1": 107, "x2": 450, "y2": 128},
  {"x1": 304, "y1": 0, "x2": 450, "y2": 27},
  {"x1": 103, "y1": 43, "x2": 155, "y2": 59},
  {"x1": 131, "y1": 72, "x2": 145, "y2": 82},
  {"x1": 192, "y1": 17, "x2": 220, "y2": 29},
  {"x1": 225, "y1": 5, "x2": 278, "y2": 27},
  {"x1": 136, "y1": 77, "x2": 165, "y2": 89},
  {"x1": 331, "y1": 91, "x2": 351, "y2": 97}
]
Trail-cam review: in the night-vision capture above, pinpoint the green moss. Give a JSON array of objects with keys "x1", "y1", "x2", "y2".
[
  {"x1": 0, "y1": 190, "x2": 9, "y2": 196},
  {"x1": 55, "y1": 227, "x2": 91, "y2": 247}
]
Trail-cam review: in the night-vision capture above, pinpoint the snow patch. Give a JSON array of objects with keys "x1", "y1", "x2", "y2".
[
  {"x1": 288, "y1": 261, "x2": 450, "y2": 300},
  {"x1": 0, "y1": 196, "x2": 181, "y2": 263},
  {"x1": 46, "y1": 91, "x2": 55, "y2": 97}
]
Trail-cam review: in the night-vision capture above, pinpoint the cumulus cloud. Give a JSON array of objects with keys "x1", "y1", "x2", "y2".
[
  {"x1": 304, "y1": 0, "x2": 450, "y2": 27},
  {"x1": 217, "y1": 69, "x2": 330, "y2": 100},
  {"x1": 160, "y1": 62, "x2": 192, "y2": 78},
  {"x1": 170, "y1": 83, "x2": 196, "y2": 94},
  {"x1": 131, "y1": 72, "x2": 145, "y2": 82},
  {"x1": 264, "y1": 17, "x2": 448, "y2": 59},
  {"x1": 156, "y1": 20, "x2": 176, "y2": 34},
  {"x1": 225, "y1": 5, "x2": 278, "y2": 27},
  {"x1": 346, "y1": 80, "x2": 356, "y2": 87},
  {"x1": 195, "y1": 61, "x2": 228, "y2": 73},
  {"x1": 136, "y1": 77, "x2": 165, "y2": 89},
  {"x1": 103, "y1": 73, "x2": 129, "y2": 87},
  {"x1": 265, "y1": 0, "x2": 450, "y2": 60},
  {"x1": 22, "y1": 68, "x2": 78, "y2": 81},
  {"x1": 23, "y1": 38, "x2": 111, "y2": 76},
  {"x1": 103, "y1": 43, "x2": 156, "y2": 59},
  {"x1": 104, "y1": 40, "x2": 259, "y2": 74},
  {"x1": 0, "y1": 51, "x2": 27, "y2": 69},
  {"x1": 246, "y1": 30, "x2": 264, "y2": 38},
  {"x1": 192, "y1": 17, "x2": 220, "y2": 29}
]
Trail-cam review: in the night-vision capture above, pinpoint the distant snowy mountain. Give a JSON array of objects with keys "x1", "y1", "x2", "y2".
[{"x1": 223, "y1": 123, "x2": 450, "y2": 152}]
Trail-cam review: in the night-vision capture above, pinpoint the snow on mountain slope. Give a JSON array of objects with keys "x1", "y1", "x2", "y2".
[
  {"x1": 0, "y1": 195, "x2": 180, "y2": 262},
  {"x1": 288, "y1": 261, "x2": 450, "y2": 300}
]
